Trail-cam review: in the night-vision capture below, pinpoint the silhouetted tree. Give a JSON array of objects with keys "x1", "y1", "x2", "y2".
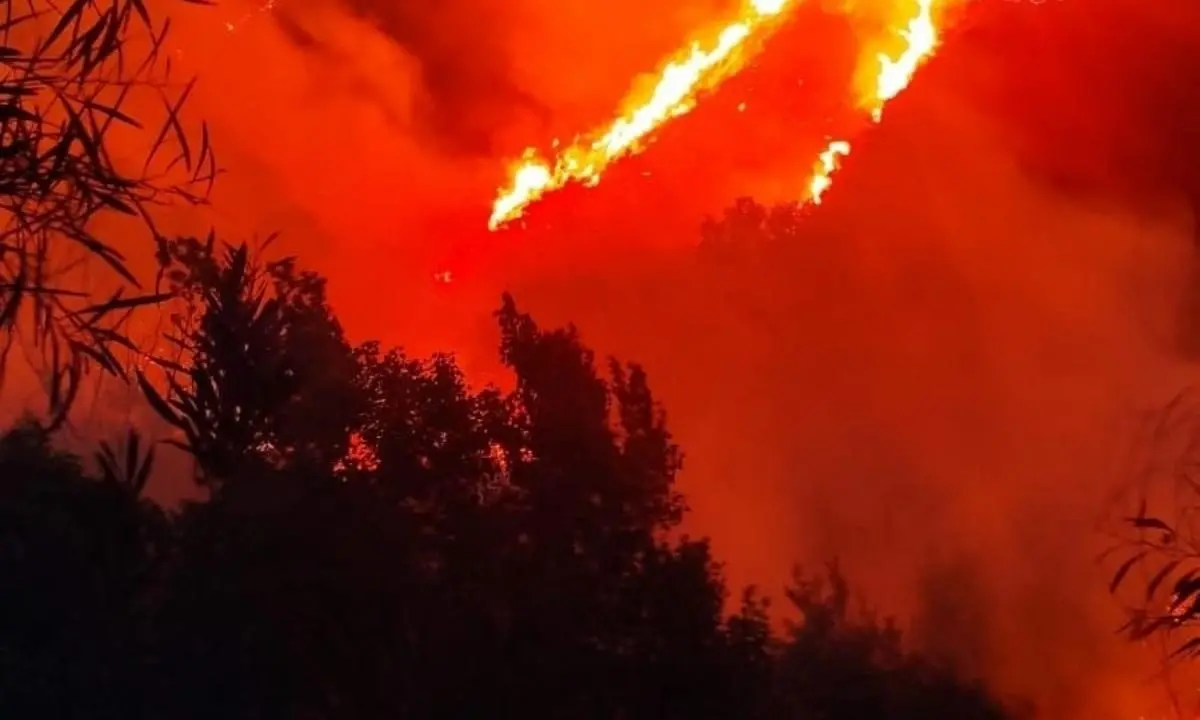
[
  {"x1": 0, "y1": 422, "x2": 166, "y2": 718},
  {"x1": 135, "y1": 244, "x2": 764, "y2": 718},
  {"x1": 771, "y1": 561, "x2": 1013, "y2": 719},
  {"x1": 144, "y1": 236, "x2": 360, "y2": 483},
  {"x1": 699, "y1": 197, "x2": 807, "y2": 252},
  {"x1": 0, "y1": 240, "x2": 1019, "y2": 720}
]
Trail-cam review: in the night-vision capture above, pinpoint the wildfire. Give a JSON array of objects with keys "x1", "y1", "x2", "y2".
[
  {"x1": 808, "y1": 140, "x2": 850, "y2": 204},
  {"x1": 488, "y1": 0, "x2": 944, "y2": 229},
  {"x1": 871, "y1": 0, "x2": 939, "y2": 121},
  {"x1": 488, "y1": 0, "x2": 795, "y2": 230},
  {"x1": 803, "y1": 0, "x2": 940, "y2": 203}
]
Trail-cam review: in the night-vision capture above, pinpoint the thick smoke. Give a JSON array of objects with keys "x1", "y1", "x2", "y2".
[{"x1": 270, "y1": 0, "x2": 548, "y2": 157}]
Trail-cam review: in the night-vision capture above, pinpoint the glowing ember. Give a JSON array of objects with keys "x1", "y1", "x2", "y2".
[
  {"x1": 224, "y1": 0, "x2": 277, "y2": 34},
  {"x1": 488, "y1": 0, "x2": 796, "y2": 230}
]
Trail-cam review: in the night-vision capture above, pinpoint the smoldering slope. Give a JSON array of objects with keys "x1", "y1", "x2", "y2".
[{"x1": 6, "y1": 0, "x2": 1200, "y2": 715}]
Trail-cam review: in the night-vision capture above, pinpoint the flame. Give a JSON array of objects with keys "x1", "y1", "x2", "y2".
[
  {"x1": 870, "y1": 0, "x2": 939, "y2": 121},
  {"x1": 488, "y1": 0, "x2": 795, "y2": 230},
  {"x1": 802, "y1": 0, "x2": 940, "y2": 204},
  {"x1": 808, "y1": 140, "x2": 850, "y2": 204},
  {"x1": 488, "y1": 0, "x2": 944, "y2": 229}
]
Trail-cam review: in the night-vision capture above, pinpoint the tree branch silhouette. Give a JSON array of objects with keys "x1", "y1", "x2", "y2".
[{"x1": 0, "y1": 0, "x2": 217, "y2": 430}]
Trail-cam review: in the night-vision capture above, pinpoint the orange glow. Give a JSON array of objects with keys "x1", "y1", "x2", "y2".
[{"x1": 488, "y1": 0, "x2": 795, "y2": 230}]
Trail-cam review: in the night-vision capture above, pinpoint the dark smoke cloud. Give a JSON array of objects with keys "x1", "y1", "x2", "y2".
[{"x1": 273, "y1": 0, "x2": 551, "y2": 156}]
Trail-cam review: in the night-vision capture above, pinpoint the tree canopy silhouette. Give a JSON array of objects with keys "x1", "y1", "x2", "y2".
[{"x1": 0, "y1": 238, "x2": 1020, "y2": 719}]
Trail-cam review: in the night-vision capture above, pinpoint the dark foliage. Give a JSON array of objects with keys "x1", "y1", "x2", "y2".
[
  {"x1": 0, "y1": 421, "x2": 168, "y2": 718},
  {"x1": 1106, "y1": 391, "x2": 1200, "y2": 665},
  {"x1": 0, "y1": 0, "x2": 216, "y2": 430},
  {"x1": 142, "y1": 235, "x2": 358, "y2": 482},
  {"x1": 0, "y1": 244, "x2": 1017, "y2": 718}
]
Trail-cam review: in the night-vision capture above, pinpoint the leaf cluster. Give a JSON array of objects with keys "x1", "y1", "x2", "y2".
[{"x1": 0, "y1": 0, "x2": 217, "y2": 428}]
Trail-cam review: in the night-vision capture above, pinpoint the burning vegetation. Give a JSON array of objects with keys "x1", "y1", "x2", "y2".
[{"x1": 489, "y1": 0, "x2": 942, "y2": 229}]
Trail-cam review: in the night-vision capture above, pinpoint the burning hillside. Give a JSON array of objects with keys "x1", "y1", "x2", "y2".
[{"x1": 489, "y1": 0, "x2": 945, "y2": 230}]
